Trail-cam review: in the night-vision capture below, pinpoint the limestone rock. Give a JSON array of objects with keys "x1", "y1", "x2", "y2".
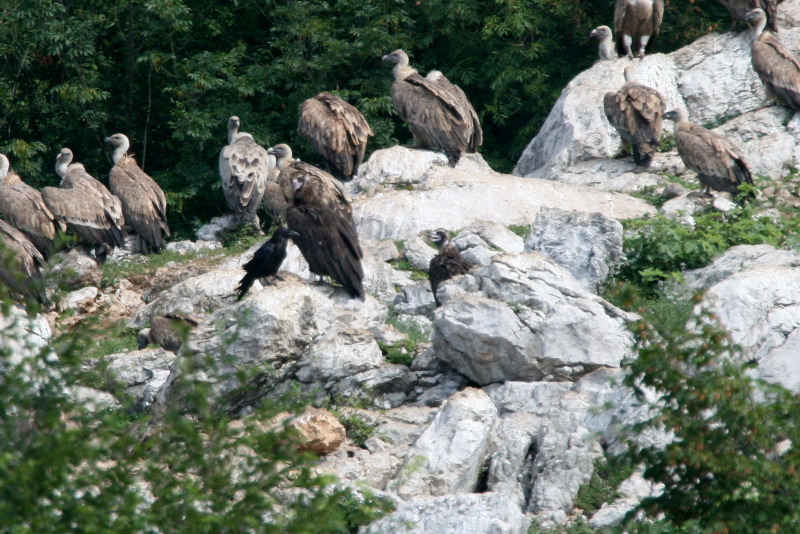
[
  {"x1": 290, "y1": 407, "x2": 346, "y2": 455},
  {"x1": 684, "y1": 244, "x2": 800, "y2": 290},
  {"x1": 195, "y1": 214, "x2": 238, "y2": 242},
  {"x1": 106, "y1": 348, "x2": 177, "y2": 407},
  {"x1": 69, "y1": 386, "x2": 121, "y2": 413},
  {"x1": 348, "y1": 146, "x2": 449, "y2": 194},
  {"x1": 402, "y1": 236, "x2": 437, "y2": 272},
  {"x1": 166, "y1": 239, "x2": 222, "y2": 255},
  {"x1": 454, "y1": 221, "x2": 525, "y2": 254},
  {"x1": 0, "y1": 306, "x2": 51, "y2": 367},
  {"x1": 64, "y1": 286, "x2": 98, "y2": 311},
  {"x1": 48, "y1": 248, "x2": 101, "y2": 289}
]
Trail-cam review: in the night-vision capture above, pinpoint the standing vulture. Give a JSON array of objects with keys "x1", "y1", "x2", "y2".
[
  {"x1": 0, "y1": 219, "x2": 49, "y2": 305},
  {"x1": 219, "y1": 116, "x2": 275, "y2": 226},
  {"x1": 722, "y1": 0, "x2": 778, "y2": 33},
  {"x1": 428, "y1": 229, "x2": 472, "y2": 307},
  {"x1": 235, "y1": 226, "x2": 299, "y2": 300},
  {"x1": 590, "y1": 26, "x2": 618, "y2": 60},
  {"x1": 137, "y1": 314, "x2": 202, "y2": 353},
  {"x1": 614, "y1": 0, "x2": 663, "y2": 57},
  {"x1": 0, "y1": 153, "x2": 64, "y2": 257},
  {"x1": 42, "y1": 148, "x2": 126, "y2": 263},
  {"x1": 604, "y1": 66, "x2": 666, "y2": 167},
  {"x1": 285, "y1": 168, "x2": 364, "y2": 300},
  {"x1": 298, "y1": 92, "x2": 374, "y2": 181},
  {"x1": 664, "y1": 109, "x2": 755, "y2": 202},
  {"x1": 105, "y1": 133, "x2": 170, "y2": 253},
  {"x1": 747, "y1": 9, "x2": 800, "y2": 110},
  {"x1": 382, "y1": 49, "x2": 482, "y2": 165}
]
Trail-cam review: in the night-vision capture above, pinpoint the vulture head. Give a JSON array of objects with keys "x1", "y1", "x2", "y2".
[
  {"x1": 429, "y1": 228, "x2": 450, "y2": 249},
  {"x1": 105, "y1": 133, "x2": 131, "y2": 164},
  {"x1": 226, "y1": 116, "x2": 241, "y2": 144},
  {"x1": 745, "y1": 9, "x2": 768, "y2": 36},
  {"x1": 590, "y1": 25, "x2": 612, "y2": 41},
  {"x1": 0, "y1": 154, "x2": 9, "y2": 179},
  {"x1": 382, "y1": 49, "x2": 413, "y2": 79},
  {"x1": 663, "y1": 109, "x2": 689, "y2": 133},
  {"x1": 267, "y1": 143, "x2": 293, "y2": 169},
  {"x1": 55, "y1": 148, "x2": 74, "y2": 178}
]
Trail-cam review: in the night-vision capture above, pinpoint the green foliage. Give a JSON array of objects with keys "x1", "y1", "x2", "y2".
[
  {"x1": 100, "y1": 246, "x2": 222, "y2": 286},
  {"x1": 389, "y1": 258, "x2": 429, "y2": 281},
  {"x1": 335, "y1": 411, "x2": 381, "y2": 448},
  {"x1": 378, "y1": 338, "x2": 416, "y2": 367},
  {"x1": 508, "y1": 224, "x2": 532, "y2": 239},
  {"x1": 621, "y1": 309, "x2": 800, "y2": 532},
  {"x1": 527, "y1": 519, "x2": 597, "y2": 534},
  {"x1": 215, "y1": 221, "x2": 266, "y2": 251},
  {"x1": 575, "y1": 457, "x2": 634, "y2": 516}
]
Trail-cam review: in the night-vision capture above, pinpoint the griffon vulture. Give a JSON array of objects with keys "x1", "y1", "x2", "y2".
[
  {"x1": 590, "y1": 26, "x2": 618, "y2": 60},
  {"x1": 604, "y1": 66, "x2": 666, "y2": 167},
  {"x1": 747, "y1": 9, "x2": 800, "y2": 110},
  {"x1": 298, "y1": 92, "x2": 374, "y2": 181},
  {"x1": 614, "y1": 0, "x2": 663, "y2": 57},
  {"x1": 285, "y1": 170, "x2": 364, "y2": 300},
  {"x1": 41, "y1": 148, "x2": 126, "y2": 263},
  {"x1": 0, "y1": 219, "x2": 49, "y2": 305},
  {"x1": 137, "y1": 314, "x2": 202, "y2": 353},
  {"x1": 382, "y1": 49, "x2": 482, "y2": 165},
  {"x1": 664, "y1": 109, "x2": 754, "y2": 202},
  {"x1": 722, "y1": 0, "x2": 778, "y2": 32},
  {"x1": 236, "y1": 226, "x2": 300, "y2": 300},
  {"x1": 0, "y1": 153, "x2": 63, "y2": 257},
  {"x1": 429, "y1": 229, "x2": 472, "y2": 307},
  {"x1": 219, "y1": 116, "x2": 275, "y2": 225},
  {"x1": 105, "y1": 133, "x2": 170, "y2": 253}
]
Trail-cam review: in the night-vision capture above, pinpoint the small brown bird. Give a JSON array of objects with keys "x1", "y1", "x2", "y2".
[{"x1": 428, "y1": 228, "x2": 473, "y2": 307}]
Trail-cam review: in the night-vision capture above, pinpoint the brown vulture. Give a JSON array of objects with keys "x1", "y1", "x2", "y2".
[
  {"x1": 284, "y1": 168, "x2": 364, "y2": 300},
  {"x1": 0, "y1": 153, "x2": 64, "y2": 257},
  {"x1": 604, "y1": 66, "x2": 666, "y2": 167},
  {"x1": 722, "y1": 0, "x2": 778, "y2": 33},
  {"x1": 614, "y1": 0, "x2": 663, "y2": 57},
  {"x1": 428, "y1": 228, "x2": 473, "y2": 307},
  {"x1": 219, "y1": 116, "x2": 275, "y2": 225},
  {"x1": 137, "y1": 314, "x2": 202, "y2": 353},
  {"x1": 590, "y1": 26, "x2": 618, "y2": 60},
  {"x1": 235, "y1": 226, "x2": 299, "y2": 300},
  {"x1": 0, "y1": 219, "x2": 49, "y2": 305},
  {"x1": 747, "y1": 9, "x2": 800, "y2": 110},
  {"x1": 42, "y1": 148, "x2": 126, "y2": 263},
  {"x1": 664, "y1": 109, "x2": 755, "y2": 203},
  {"x1": 381, "y1": 49, "x2": 482, "y2": 165},
  {"x1": 298, "y1": 92, "x2": 374, "y2": 181},
  {"x1": 105, "y1": 133, "x2": 170, "y2": 253}
]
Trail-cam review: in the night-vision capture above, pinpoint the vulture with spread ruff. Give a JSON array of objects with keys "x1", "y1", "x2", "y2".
[
  {"x1": 747, "y1": 9, "x2": 800, "y2": 110},
  {"x1": 298, "y1": 92, "x2": 374, "y2": 181},
  {"x1": 382, "y1": 49, "x2": 482, "y2": 165},
  {"x1": 219, "y1": 116, "x2": 275, "y2": 225},
  {"x1": 664, "y1": 109, "x2": 754, "y2": 202},
  {"x1": 604, "y1": 66, "x2": 666, "y2": 167},
  {"x1": 614, "y1": 0, "x2": 663, "y2": 57},
  {"x1": 0, "y1": 219, "x2": 49, "y2": 305},
  {"x1": 283, "y1": 165, "x2": 364, "y2": 300},
  {"x1": 590, "y1": 26, "x2": 618, "y2": 60},
  {"x1": 236, "y1": 226, "x2": 299, "y2": 300},
  {"x1": 428, "y1": 228, "x2": 472, "y2": 307},
  {"x1": 723, "y1": 0, "x2": 778, "y2": 33},
  {"x1": 41, "y1": 148, "x2": 126, "y2": 263},
  {"x1": 0, "y1": 153, "x2": 64, "y2": 257},
  {"x1": 105, "y1": 133, "x2": 170, "y2": 253}
]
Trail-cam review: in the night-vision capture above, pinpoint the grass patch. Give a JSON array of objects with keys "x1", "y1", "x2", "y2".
[
  {"x1": 335, "y1": 411, "x2": 380, "y2": 448},
  {"x1": 508, "y1": 224, "x2": 531, "y2": 239},
  {"x1": 389, "y1": 258, "x2": 429, "y2": 281},
  {"x1": 630, "y1": 186, "x2": 668, "y2": 209},
  {"x1": 387, "y1": 304, "x2": 433, "y2": 340},
  {"x1": 378, "y1": 339, "x2": 416, "y2": 367},
  {"x1": 575, "y1": 457, "x2": 635, "y2": 516},
  {"x1": 658, "y1": 132, "x2": 676, "y2": 153},
  {"x1": 215, "y1": 220, "x2": 266, "y2": 251},
  {"x1": 73, "y1": 322, "x2": 139, "y2": 389},
  {"x1": 101, "y1": 247, "x2": 222, "y2": 286}
]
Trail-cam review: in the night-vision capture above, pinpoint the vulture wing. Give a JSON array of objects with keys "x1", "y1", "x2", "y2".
[
  {"x1": 677, "y1": 124, "x2": 753, "y2": 195},
  {"x1": 429, "y1": 246, "x2": 473, "y2": 306},
  {"x1": 605, "y1": 82, "x2": 666, "y2": 166},
  {"x1": 0, "y1": 219, "x2": 48, "y2": 303},
  {"x1": 219, "y1": 134, "x2": 272, "y2": 218},
  {"x1": 110, "y1": 157, "x2": 170, "y2": 253},
  {"x1": 752, "y1": 34, "x2": 800, "y2": 110},
  {"x1": 0, "y1": 178, "x2": 62, "y2": 256}
]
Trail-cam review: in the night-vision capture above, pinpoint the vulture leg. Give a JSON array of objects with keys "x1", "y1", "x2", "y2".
[
  {"x1": 623, "y1": 35, "x2": 634, "y2": 57},
  {"x1": 637, "y1": 36, "x2": 650, "y2": 57}
]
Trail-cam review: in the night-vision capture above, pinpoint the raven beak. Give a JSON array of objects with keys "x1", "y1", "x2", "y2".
[{"x1": 288, "y1": 230, "x2": 301, "y2": 238}]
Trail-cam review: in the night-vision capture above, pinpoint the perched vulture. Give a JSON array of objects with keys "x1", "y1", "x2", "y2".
[
  {"x1": 41, "y1": 148, "x2": 126, "y2": 263},
  {"x1": 285, "y1": 170, "x2": 364, "y2": 300},
  {"x1": 382, "y1": 49, "x2": 482, "y2": 165},
  {"x1": 138, "y1": 314, "x2": 201, "y2": 353},
  {"x1": 298, "y1": 92, "x2": 374, "y2": 181},
  {"x1": 0, "y1": 219, "x2": 49, "y2": 305},
  {"x1": 235, "y1": 226, "x2": 299, "y2": 300},
  {"x1": 722, "y1": 0, "x2": 778, "y2": 33},
  {"x1": 428, "y1": 228, "x2": 473, "y2": 307},
  {"x1": 0, "y1": 153, "x2": 63, "y2": 257},
  {"x1": 603, "y1": 66, "x2": 666, "y2": 167},
  {"x1": 590, "y1": 26, "x2": 618, "y2": 60},
  {"x1": 614, "y1": 0, "x2": 663, "y2": 57},
  {"x1": 105, "y1": 133, "x2": 170, "y2": 253},
  {"x1": 664, "y1": 109, "x2": 755, "y2": 202},
  {"x1": 219, "y1": 116, "x2": 275, "y2": 225},
  {"x1": 747, "y1": 9, "x2": 800, "y2": 110}
]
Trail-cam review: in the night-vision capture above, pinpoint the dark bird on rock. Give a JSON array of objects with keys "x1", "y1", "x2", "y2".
[
  {"x1": 137, "y1": 314, "x2": 202, "y2": 353},
  {"x1": 105, "y1": 133, "x2": 170, "y2": 253},
  {"x1": 42, "y1": 148, "x2": 126, "y2": 263},
  {"x1": 722, "y1": 0, "x2": 778, "y2": 33},
  {"x1": 0, "y1": 153, "x2": 64, "y2": 258},
  {"x1": 236, "y1": 226, "x2": 300, "y2": 300},
  {"x1": 664, "y1": 109, "x2": 754, "y2": 203},
  {"x1": 298, "y1": 92, "x2": 374, "y2": 181},
  {"x1": 590, "y1": 26, "x2": 618, "y2": 60},
  {"x1": 0, "y1": 219, "x2": 49, "y2": 305},
  {"x1": 614, "y1": 0, "x2": 663, "y2": 57},
  {"x1": 285, "y1": 170, "x2": 364, "y2": 300},
  {"x1": 382, "y1": 49, "x2": 482, "y2": 165},
  {"x1": 219, "y1": 116, "x2": 275, "y2": 226},
  {"x1": 604, "y1": 66, "x2": 666, "y2": 167},
  {"x1": 428, "y1": 228, "x2": 473, "y2": 307},
  {"x1": 747, "y1": 9, "x2": 800, "y2": 110}
]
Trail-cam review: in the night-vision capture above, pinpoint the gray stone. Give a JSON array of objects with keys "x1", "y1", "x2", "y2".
[
  {"x1": 69, "y1": 386, "x2": 121, "y2": 412},
  {"x1": 165, "y1": 240, "x2": 222, "y2": 255},
  {"x1": 393, "y1": 281, "x2": 436, "y2": 316},
  {"x1": 402, "y1": 236, "x2": 437, "y2": 272},
  {"x1": 0, "y1": 306, "x2": 51, "y2": 367},
  {"x1": 64, "y1": 286, "x2": 98, "y2": 310},
  {"x1": 48, "y1": 248, "x2": 101, "y2": 289},
  {"x1": 684, "y1": 244, "x2": 800, "y2": 290},
  {"x1": 106, "y1": 348, "x2": 177, "y2": 406},
  {"x1": 347, "y1": 146, "x2": 450, "y2": 194},
  {"x1": 195, "y1": 215, "x2": 238, "y2": 242}
]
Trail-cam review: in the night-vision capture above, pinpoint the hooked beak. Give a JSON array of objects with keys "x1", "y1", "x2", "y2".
[
  {"x1": 287, "y1": 230, "x2": 301, "y2": 238},
  {"x1": 291, "y1": 177, "x2": 303, "y2": 191},
  {"x1": 381, "y1": 53, "x2": 395, "y2": 63},
  {"x1": 590, "y1": 29, "x2": 599, "y2": 38}
]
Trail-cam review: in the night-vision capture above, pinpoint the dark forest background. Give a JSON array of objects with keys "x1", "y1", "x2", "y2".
[{"x1": 0, "y1": 0, "x2": 728, "y2": 237}]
